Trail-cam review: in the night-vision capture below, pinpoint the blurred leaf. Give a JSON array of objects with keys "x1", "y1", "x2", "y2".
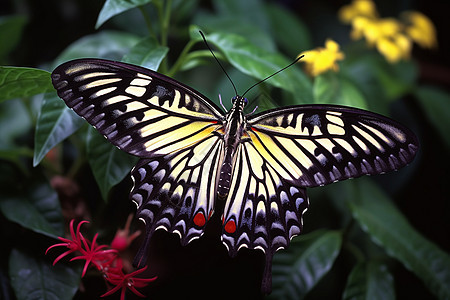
[
  {"x1": 205, "y1": 31, "x2": 313, "y2": 102},
  {"x1": 86, "y1": 128, "x2": 138, "y2": 200},
  {"x1": 341, "y1": 50, "x2": 418, "y2": 105},
  {"x1": 313, "y1": 72, "x2": 367, "y2": 109},
  {"x1": 55, "y1": 31, "x2": 141, "y2": 65},
  {"x1": 122, "y1": 36, "x2": 168, "y2": 70},
  {"x1": 33, "y1": 92, "x2": 84, "y2": 166},
  {"x1": 376, "y1": 60, "x2": 418, "y2": 100},
  {"x1": 0, "y1": 67, "x2": 53, "y2": 102},
  {"x1": 96, "y1": 0, "x2": 152, "y2": 29},
  {"x1": 9, "y1": 248, "x2": 81, "y2": 300},
  {"x1": 264, "y1": 2, "x2": 312, "y2": 56},
  {"x1": 212, "y1": 0, "x2": 270, "y2": 33},
  {"x1": 0, "y1": 15, "x2": 27, "y2": 62},
  {"x1": 343, "y1": 261, "x2": 395, "y2": 300},
  {"x1": 0, "y1": 180, "x2": 63, "y2": 238},
  {"x1": 347, "y1": 179, "x2": 450, "y2": 300},
  {"x1": 414, "y1": 85, "x2": 450, "y2": 148},
  {"x1": 270, "y1": 230, "x2": 343, "y2": 299},
  {"x1": 341, "y1": 52, "x2": 387, "y2": 110},
  {"x1": 0, "y1": 98, "x2": 32, "y2": 146},
  {"x1": 193, "y1": 13, "x2": 276, "y2": 51}
]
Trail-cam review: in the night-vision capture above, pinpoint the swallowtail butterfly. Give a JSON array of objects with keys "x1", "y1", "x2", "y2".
[{"x1": 51, "y1": 58, "x2": 418, "y2": 293}]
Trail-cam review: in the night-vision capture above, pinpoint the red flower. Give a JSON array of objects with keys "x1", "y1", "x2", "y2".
[
  {"x1": 70, "y1": 232, "x2": 117, "y2": 277},
  {"x1": 46, "y1": 218, "x2": 157, "y2": 299},
  {"x1": 110, "y1": 214, "x2": 141, "y2": 252},
  {"x1": 101, "y1": 266, "x2": 157, "y2": 300},
  {"x1": 45, "y1": 219, "x2": 88, "y2": 265}
]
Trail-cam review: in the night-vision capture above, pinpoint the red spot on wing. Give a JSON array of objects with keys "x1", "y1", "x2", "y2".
[
  {"x1": 193, "y1": 212, "x2": 206, "y2": 227},
  {"x1": 224, "y1": 219, "x2": 236, "y2": 234}
]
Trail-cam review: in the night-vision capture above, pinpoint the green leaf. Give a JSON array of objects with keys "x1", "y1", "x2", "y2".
[
  {"x1": 0, "y1": 180, "x2": 63, "y2": 238},
  {"x1": 264, "y1": 2, "x2": 312, "y2": 56},
  {"x1": 33, "y1": 92, "x2": 84, "y2": 166},
  {"x1": 270, "y1": 230, "x2": 343, "y2": 299},
  {"x1": 343, "y1": 261, "x2": 395, "y2": 300},
  {"x1": 193, "y1": 13, "x2": 276, "y2": 51},
  {"x1": 313, "y1": 72, "x2": 367, "y2": 109},
  {"x1": 0, "y1": 15, "x2": 27, "y2": 62},
  {"x1": 96, "y1": 0, "x2": 152, "y2": 29},
  {"x1": 347, "y1": 179, "x2": 450, "y2": 300},
  {"x1": 122, "y1": 36, "x2": 169, "y2": 71},
  {"x1": 0, "y1": 67, "x2": 53, "y2": 102},
  {"x1": 9, "y1": 248, "x2": 81, "y2": 300},
  {"x1": 86, "y1": 127, "x2": 137, "y2": 200},
  {"x1": 205, "y1": 31, "x2": 313, "y2": 102},
  {"x1": 376, "y1": 60, "x2": 418, "y2": 100},
  {"x1": 414, "y1": 85, "x2": 450, "y2": 148},
  {"x1": 55, "y1": 31, "x2": 141, "y2": 64},
  {"x1": 0, "y1": 97, "x2": 32, "y2": 146}
]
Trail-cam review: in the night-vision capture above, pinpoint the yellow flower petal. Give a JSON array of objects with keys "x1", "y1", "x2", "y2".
[
  {"x1": 338, "y1": 0, "x2": 378, "y2": 24},
  {"x1": 300, "y1": 39, "x2": 345, "y2": 77},
  {"x1": 402, "y1": 11, "x2": 438, "y2": 48}
]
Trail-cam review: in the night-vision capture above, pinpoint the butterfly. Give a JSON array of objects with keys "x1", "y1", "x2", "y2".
[{"x1": 51, "y1": 58, "x2": 419, "y2": 293}]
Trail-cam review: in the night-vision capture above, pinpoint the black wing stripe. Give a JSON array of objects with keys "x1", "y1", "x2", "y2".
[
  {"x1": 247, "y1": 105, "x2": 419, "y2": 187},
  {"x1": 221, "y1": 142, "x2": 309, "y2": 256},
  {"x1": 51, "y1": 59, "x2": 224, "y2": 158}
]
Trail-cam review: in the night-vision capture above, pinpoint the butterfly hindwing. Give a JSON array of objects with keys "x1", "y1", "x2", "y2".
[
  {"x1": 131, "y1": 133, "x2": 224, "y2": 267},
  {"x1": 51, "y1": 58, "x2": 224, "y2": 158},
  {"x1": 221, "y1": 141, "x2": 309, "y2": 293},
  {"x1": 247, "y1": 105, "x2": 419, "y2": 187}
]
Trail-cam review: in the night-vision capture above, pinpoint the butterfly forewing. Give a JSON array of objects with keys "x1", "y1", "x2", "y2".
[
  {"x1": 247, "y1": 105, "x2": 419, "y2": 187},
  {"x1": 51, "y1": 59, "x2": 224, "y2": 158}
]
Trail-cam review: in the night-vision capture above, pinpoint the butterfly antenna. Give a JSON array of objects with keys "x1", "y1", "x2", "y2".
[
  {"x1": 199, "y1": 31, "x2": 238, "y2": 97},
  {"x1": 242, "y1": 55, "x2": 304, "y2": 97}
]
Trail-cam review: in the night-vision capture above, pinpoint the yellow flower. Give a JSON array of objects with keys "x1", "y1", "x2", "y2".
[
  {"x1": 351, "y1": 17, "x2": 401, "y2": 45},
  {"x1": 350, "y1": 16, "x2": 410, "y2": 62},
  {"x1": 338, "y1": 1, "x2": 437, "y2": 64},
  {"x1": 300, "y1": 39, "x2": 345, "y2": 76},
  {"x1": 338, "y1": 0, "x2": 378, "y2": 24},
  {"x1": 376, "y1": 34, "x2": 411, "y2": 62},
  {"x1": 402, "y1": 11, "x2": 438, "y2": 49}
]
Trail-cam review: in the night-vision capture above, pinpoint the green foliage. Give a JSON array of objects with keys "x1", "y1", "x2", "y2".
[
  {"x1": 270, "y1": 230, "x2": 343, "y2": 299},
  {"x1": 9, "y1": 249, "x2": 81, "y2": 300},
  {"x1": 345, "y1": 179, "x2": 450, "y2": 300},
  {"x1": 0, "y1": 67, "x2": 53, "y2": 102},
  {"x1": 343, "y1": 261, "x2": 395, "y2": 300},
  {"x1": 86, "y1": 128, "x2": 138, "y2": 200},
  {"x1": 0, "y1": 0, "x2": 449, "y2": 299}
]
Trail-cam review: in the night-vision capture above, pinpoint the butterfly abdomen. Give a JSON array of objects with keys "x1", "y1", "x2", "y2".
[{"x1": 217, "y1": 150, "x2": 233, "y2": 197}]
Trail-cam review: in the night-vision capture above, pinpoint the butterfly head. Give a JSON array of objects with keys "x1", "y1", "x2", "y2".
[{"x1": 232, "y1": 95, "x2": 248, "y2": 110}]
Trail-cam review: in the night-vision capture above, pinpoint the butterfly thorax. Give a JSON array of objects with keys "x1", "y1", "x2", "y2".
[{"x1": 217, "y1": 96, "x2": 248, "y2": 198}]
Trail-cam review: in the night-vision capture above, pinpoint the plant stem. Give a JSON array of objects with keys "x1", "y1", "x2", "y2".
[{"x1": 167, "y1": 40, "x2": 197, "y2": 77}]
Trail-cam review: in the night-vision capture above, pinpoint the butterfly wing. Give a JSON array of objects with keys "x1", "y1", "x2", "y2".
[
  {"x1": 246, "y1": 104, "x2": 419, "y2": 187},
  {"x1": 221, "y1": 104, "x2": 419, "y2": 292},
  {"x1": 132, "y1": 133, "x2": 224, "y2": 267},
  {"x1": 51, "y1": 58, "x2": 224, "y2": 158},
  {"x1": 51, "y1": 58, "x2": 227, "y2": 265}
]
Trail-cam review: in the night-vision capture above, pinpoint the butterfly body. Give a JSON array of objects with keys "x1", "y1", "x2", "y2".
[
  {"x1": 51, "y1": 58, "x2": 419, "y2": 293},
  {"x1": 218, "y1": 95, "x2": 248, "y2": 197}
]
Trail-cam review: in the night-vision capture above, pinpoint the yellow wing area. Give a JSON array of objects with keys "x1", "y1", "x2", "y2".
[
  {"x1": 246, "y1": 105, "x2": 418, "y2": 188},
  {"x1": 52, "y1": 59, "x2": 225, "y2": 158},
  {"x1": 221, "y1": 141, "x2": 309, "y2": 257}
]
